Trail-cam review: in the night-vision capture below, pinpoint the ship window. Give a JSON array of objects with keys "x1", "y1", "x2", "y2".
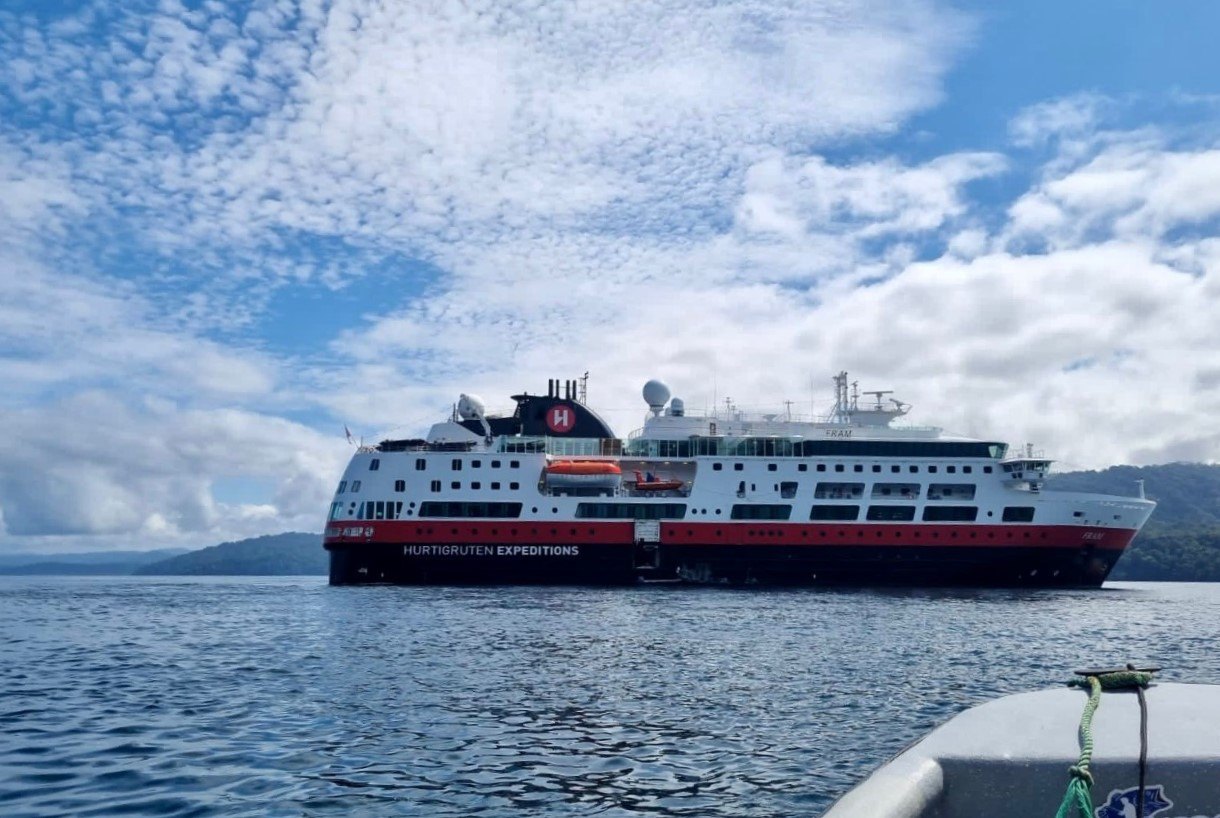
[
  {"x1": 866, "y1": 505, "x2": 916, "y2": 521},
  {"x1": 510, "y1": 482, "x2": 520, "y2": 490},
  {"x1": 492, "y1": 460, "x2": 501, "y2": 468},
  {"x1": 451, "y1": 459, "x2": 463, "y2": 470},
  {"x1": 872, "y1": 483, "x2": 920, "y2": 500},
  {"x1": 1073, "y1": 510, "x2": 1084, "y2": 518},
  {"x1": 374, "y1": 501, "x2": 385, "y2": 520},
  {"x1": 947, "y1": 465, "x2": 956, "y2": 474},
  {"x1": 575, "y1": 503, "x2": 686, "y2": 519},
  {"x1": 415, "y1": 458, "x2": 426, "y2": 471},
  {"x1": 853, "y1": 464, "x2": 863, "y2": 472},
  {"x1": 370, "y1": 459, "x2": 380, "y2": 471},
  {"x1": 730, "y1": 504, "x2": 792, "y2": 520},
  {"x1": 713, "y1": 463, "x2": 723, "y2": 471},
  {"x1": 491, "y1": 482, "x2": 501, "y2": 490},
  {"x1": 891, "y1": 465, "x2": 901, "y2": 473},
  {"x1": 351, "y1": 481, "x2": 361, "y2": 492},
  {"x1": 928, "y1": 466, "x2": 938, "y2": 474},
  {"x1": 872, "y1": 465, "x2": 881, "y2": 473},
  {"x1": 798, "y1": 464, "x2": 807, "y2": 472},
  {"x1": 815, "y1": 482, "x2": 864, "y2": 500},
  {"x1": 923, "y1": 506, "x2": 978, "y2": 522},
  {"x1": 472, "y1": 460, "x2": 482, "y2": 468},
  {"x1": 810, "y1": 505, "x2": 858, "y2": 521},
  {"x1": 734, "y1": 463, "x2": 744, "y2": 471},
  {"x1": 927, "y1": 483, "x2": 976, "y2": 500},
  {"x1": 510, "y1": 461, "x2": 520, "y2": 468},
  {"x1": 451, "y1": 481, "x2": 460, "y2": 489},
  {"x1": 419, "y1": 502, "x2": 523, "y2": 518},
  {"x1": 338, "y1": 481, "x2": 347, "y2": 493},
  {"x1": 394, "y1": 480, "x2": 406, "y2": 492},
  {"x1": 768, "y1": 463, "x2": 777, "y2": 472},
  {"x1": 834, "y1": 464, "x2": 844, "y2": 472},
  {"x1": 816, "y1": 464, "x2": 826, "y2": 472},
  {"x1": 430, "y1": 480, "x2": 441, "y2": 492},
  {"x1": 471, "y1": 481, "x2": 481, "y2": 490},
  {"x1": 780, "y1": 481, "x2": 798, "y2": 499},
  {"x1": 1003, "y1": 506, "x2": 1036, "y2": 522},
  {"x1": 909, "y1": 465, "x2": 919, "y2": 473}
]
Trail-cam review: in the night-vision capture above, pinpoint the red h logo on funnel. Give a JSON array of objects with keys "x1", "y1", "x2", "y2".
[{"x1": 547, "y1": 405, "x2": 576, "y2": 433}]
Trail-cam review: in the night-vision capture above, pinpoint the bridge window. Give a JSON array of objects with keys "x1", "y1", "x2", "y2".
[
  {"x1": 927, "y1": 484, "x2": 977, "y2": 501},
  {"x1": 351, "y1": 481, "x2": 361, "y2": 492},
  {"x1": 923, "y1": 506, "x2": 978, "y2": 522},
  {"x1": 866, "y1": 505, "x2": 916, "y2": 521},
  {"x1": 815, "y1": 482, "x2": 864, "y2": 500},
  {"x1": 394, "y1": 480, "x2": 406, "y2": 492},
  {"x1": 430, "y1": 480, "x2": 441, "y2": 492},
  {"x1": 415, "y1": 458, "x2": 426, "y2": 471},
  {"x1": 731, "y1": 504, "x2": 792, "y2": 520},
  {"x1": 575, "y1": 503, "x2": 686, "y2": 519},
  {"x1": 419, "y1": 502, "x2": 523, "y2": 518},
  {"x1": 451, "y1": 459, "x2": 462, "y2": 471},
  {"x1": 338, "y1": 481, "x2": 347, "y2": 493},
  {"x1": 872, "y1": 483, "x2": 920, "y2": 500},
  {"x1": 810, "y1": 505, "x2": 858, "y2": 521},
  {"x1": 369, "y1": 459, "x2": 380, "y2": 471}
]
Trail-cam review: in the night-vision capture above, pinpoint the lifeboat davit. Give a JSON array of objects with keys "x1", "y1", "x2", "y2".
[
  {"x1": 632, "y1": 470, "x2": 684, "y2": 491},
  {"x1": 544, "y1": 461, "x2": 623, "y2": 489}
]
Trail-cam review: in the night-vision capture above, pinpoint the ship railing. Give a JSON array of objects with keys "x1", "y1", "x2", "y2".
[{"x1": 496, "y1": 436, "x2": 623, "y2": 457}]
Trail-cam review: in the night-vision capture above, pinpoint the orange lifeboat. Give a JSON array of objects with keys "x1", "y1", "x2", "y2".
[
  {"x1": 544, "y1": 461, "x2": 623, "y2": 489},
  {"x1": 632, "y1": 470, "x2": 684, "y2": 492}
]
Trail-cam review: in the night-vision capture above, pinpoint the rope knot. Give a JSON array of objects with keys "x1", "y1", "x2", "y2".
[{"x1": 1068, "y1": 765, "x2": 1094, "y2": 786}]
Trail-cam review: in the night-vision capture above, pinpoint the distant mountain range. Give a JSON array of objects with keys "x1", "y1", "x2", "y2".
[
  {"x1": 0, "y1": 535, "x2": 324, "y2": 576},
  {"x1": 132, "y1": 532, "x2": 325, "y2": 576},
  {"x1": 0, "y1": 548, "x2": 191, "y2": 575},
  {"x1": 1, "y1": 463, "x2": 1218, "y2": 579}
]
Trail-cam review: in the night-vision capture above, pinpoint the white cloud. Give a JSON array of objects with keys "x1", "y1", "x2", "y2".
[{"x1": 4, "y1": 1, "x2": 1220, "y2": 555}]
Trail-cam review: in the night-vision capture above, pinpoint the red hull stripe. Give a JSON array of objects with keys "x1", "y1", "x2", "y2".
[{"x1": 325, "y1": 521, "x2": 1134, "y2": 551}]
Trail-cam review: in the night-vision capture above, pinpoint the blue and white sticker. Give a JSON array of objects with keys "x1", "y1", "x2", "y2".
[{"x1": 1096, "y1": 786, "x2": 1173, "y2": 818}]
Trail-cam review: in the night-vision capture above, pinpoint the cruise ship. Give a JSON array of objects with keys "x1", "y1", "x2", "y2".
[{"x1": 323, "y1": 373, "x2": 1155, "y2": 587}]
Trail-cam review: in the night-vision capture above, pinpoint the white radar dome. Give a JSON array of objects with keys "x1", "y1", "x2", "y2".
[
  {"x1": 642, "y1": 379, "x2": 672, "y2": 411},
  {"x1": 669, "y1": 397, "x2": 685, "y2": 417},
  {"x1": 457, "y1": 393, "x2": 486, "y2": 420}
]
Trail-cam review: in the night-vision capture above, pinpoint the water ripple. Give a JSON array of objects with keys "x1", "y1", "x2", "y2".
[{"x1": 1, "y1": 578, "x2": 1219, "y2": 816}]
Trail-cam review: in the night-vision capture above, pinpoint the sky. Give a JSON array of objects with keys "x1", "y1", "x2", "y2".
[{"x1": 3, "y1": 0, "x2": 1220, "y2": 554}]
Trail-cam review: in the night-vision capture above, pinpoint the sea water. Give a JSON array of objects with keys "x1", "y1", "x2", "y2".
[{"x1": 1, "y1": 577, "x2": 1218, "y2": 817}]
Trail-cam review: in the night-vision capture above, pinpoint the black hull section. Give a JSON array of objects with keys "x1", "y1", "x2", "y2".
[{"x1": 327, "y1": 541, "x2": 1122, "y2": 588}]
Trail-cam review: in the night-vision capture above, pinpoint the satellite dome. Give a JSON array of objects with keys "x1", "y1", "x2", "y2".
[
  {"x1": 669, "y1": 397, "x2": 685, "y2": 417},
  {"x1": 457, "y1": 393, "x2": 486, "y2": 420},
  {"x1": 642, "y1": 380, "x2": 671, "y2": 411}
]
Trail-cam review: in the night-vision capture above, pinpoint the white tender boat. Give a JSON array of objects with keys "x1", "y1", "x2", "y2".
[{"x1": 821, "y1": 672, "x2": 1220, "y2": 818}]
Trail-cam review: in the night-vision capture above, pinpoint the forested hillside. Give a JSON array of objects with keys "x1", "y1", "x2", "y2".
[
  {"x1": 134, "y1": 532, "x2": 325, "y2": 576},
  {"x1": 1047, "y1": 463, "x2": 1220, "y2": 580},
  {"x1": 1047, "y1": 462, "x2": 1220, "y2": 525}
]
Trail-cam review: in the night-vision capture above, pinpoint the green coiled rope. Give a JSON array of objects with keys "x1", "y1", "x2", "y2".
[{"x1": 1055, "y1": 670, "x2": 1156, "y2": 818}]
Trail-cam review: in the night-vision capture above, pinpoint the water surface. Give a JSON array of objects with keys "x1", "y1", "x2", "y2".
[{"x1": 2, "y1": 578, "x2": 1218, "y2": 817}]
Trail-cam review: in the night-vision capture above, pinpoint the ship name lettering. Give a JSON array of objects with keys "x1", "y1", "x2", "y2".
[
  {"x1": 402, "y1": 545, "x2": 581, "y2": 557},
  {"x1": 826, "y1": 429, "x2": 852, "y2": 438}
]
